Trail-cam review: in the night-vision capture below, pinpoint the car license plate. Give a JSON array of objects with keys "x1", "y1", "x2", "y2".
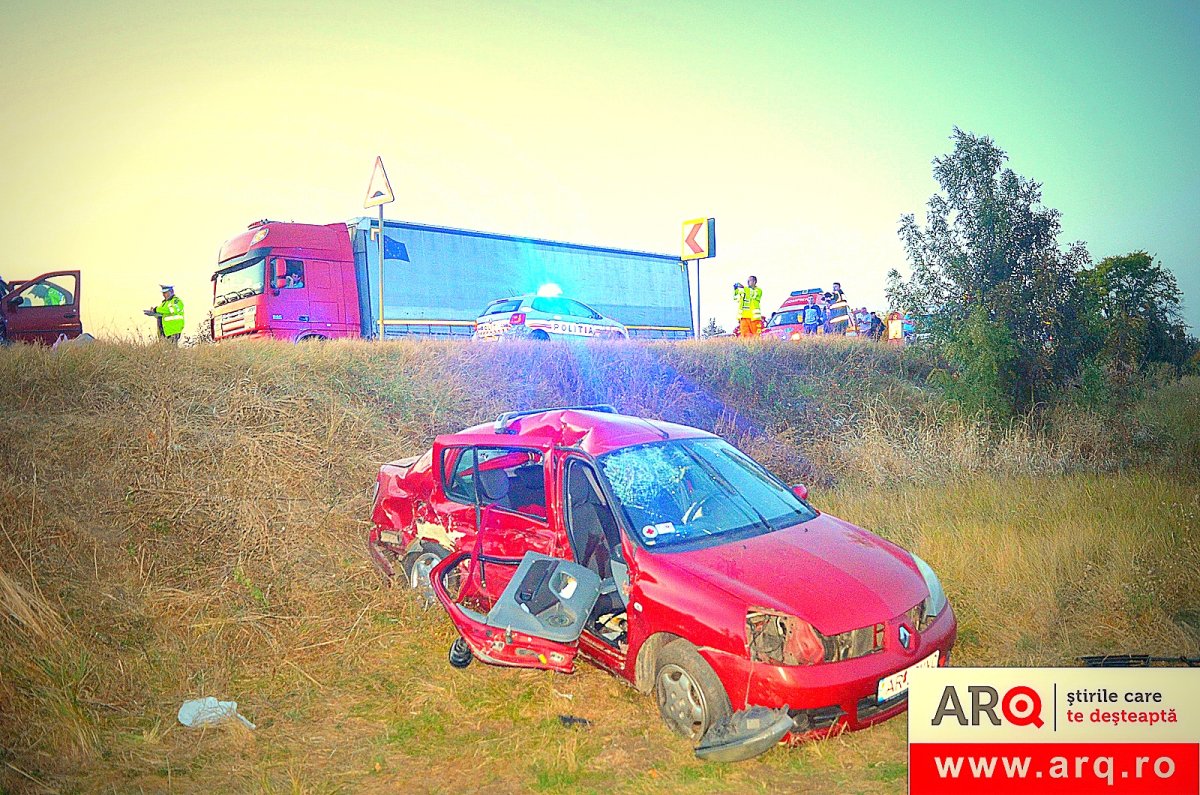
[{"x1": 876, "y1": 650, "x2": 939, "y2": 703}]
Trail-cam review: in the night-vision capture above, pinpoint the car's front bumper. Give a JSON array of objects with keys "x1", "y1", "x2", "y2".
[{"x1": 705, "y1": 606, "x2": 957, "y2": 740}]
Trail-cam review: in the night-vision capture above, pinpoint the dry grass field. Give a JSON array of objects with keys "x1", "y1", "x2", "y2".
[{"x1": 1, "y1": 340, "x2": 1197, "y2": 793}]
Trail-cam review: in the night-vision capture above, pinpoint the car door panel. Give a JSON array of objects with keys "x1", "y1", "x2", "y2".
[
  {"x1": 431, "y1": 550, "x2": 601, "y2": 673},
  {"x1": 3, "y1": 271, "x2": 82, "y2": 344}
]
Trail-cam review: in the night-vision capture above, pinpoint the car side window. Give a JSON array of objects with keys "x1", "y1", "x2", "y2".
[
  {"x1": 15, "y1": 276, "x2": 77, "y2": 308},
  {"x1": 475, "y1": 447, "x2": 547, "y2": 520},
  {"x1": 565, "y1": 299, "x2": 600, "y2": 320},
  {"x1": 441, "y1": 447, "x2": 547, "y2": 519},
  {"x1": 442, "y1": 447, "x2": 477, "y2": 504}
]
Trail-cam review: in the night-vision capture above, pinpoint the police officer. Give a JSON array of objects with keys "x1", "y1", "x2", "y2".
[
  {"x1": 733, "y1": 276, "x2": 763, "y2": 337},
  {"x1": 145, "y1": 284, "x2": 185, "y2": 344}
]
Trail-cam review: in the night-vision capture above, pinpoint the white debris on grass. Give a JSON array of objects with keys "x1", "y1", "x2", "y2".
[{"x1": 177, "y1": 697, "x2": 256, "y2": 730}]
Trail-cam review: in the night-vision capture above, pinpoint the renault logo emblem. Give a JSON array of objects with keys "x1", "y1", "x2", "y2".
[{"x1": 899, "y1": 625, "x2": 912, "y2": 649}]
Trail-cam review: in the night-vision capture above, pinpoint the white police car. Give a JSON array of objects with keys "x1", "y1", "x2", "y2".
[{"x1": 473, "y1": 294, "x2": 629, "y2": 341}]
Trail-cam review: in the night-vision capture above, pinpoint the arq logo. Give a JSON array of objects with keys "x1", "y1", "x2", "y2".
[{"x1": 932, "y1": 685, "x2": 1044, "y2": 728}]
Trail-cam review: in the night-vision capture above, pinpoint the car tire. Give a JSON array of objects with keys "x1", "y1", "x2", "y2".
[
  {"x1": 403, "y1": 541, "x2": 450, "y2": 606},
  {"x1": 654, "y1": 639, "x2": 732, "y2": 742},
  {"x1": 530, "y1": 330, "x2": 550, "y2": 341}
]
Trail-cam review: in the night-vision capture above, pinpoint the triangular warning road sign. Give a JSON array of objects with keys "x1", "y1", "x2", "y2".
[{"x1": 364, "y1": 156, "x2": 395, "y2": 208}]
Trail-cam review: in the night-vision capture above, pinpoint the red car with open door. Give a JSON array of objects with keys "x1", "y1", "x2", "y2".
[
  {"x1": 368, "y1": 406, "x2": 956, "y2": 762},
  {"x1": 1, "y1": 270, "x2": 83, "y2": 345}
]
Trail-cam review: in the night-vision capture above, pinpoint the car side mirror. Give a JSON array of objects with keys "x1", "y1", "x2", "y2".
[
  {"x1": 791, "y1": 483, "x2": 809, "y2": 501},
  {"x1": 273, "y1": 277, "x2": 286, "y2": 290},
  {"x1": 7, "y1": 295, "x2": 20, "y2": 308},
  {"x1": 273, "y1": 259, "x2": 287, "y2": 279}
]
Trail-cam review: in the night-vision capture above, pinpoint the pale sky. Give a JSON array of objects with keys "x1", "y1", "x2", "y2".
[{"x1": 2, "y1": 1, "x2": 1197, "y2": 336}]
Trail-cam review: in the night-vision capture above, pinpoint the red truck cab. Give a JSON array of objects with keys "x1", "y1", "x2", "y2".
[
  {"x1": 1, "y1": 270, "x2": 83, "y2": 345},
  {"x1": 211, "y1": 221, "x2": 362, "y2": 342}
]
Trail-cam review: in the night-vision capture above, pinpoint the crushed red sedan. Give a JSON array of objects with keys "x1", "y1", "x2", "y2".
[{"x1": 368, "y1": 406, "x2": 955, "y2": 762}]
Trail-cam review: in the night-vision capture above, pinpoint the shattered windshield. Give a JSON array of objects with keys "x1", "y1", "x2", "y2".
[
  {"x1": 214, "y1": 257, "x2": 265, "y2": 305},
  {"x1": 597, "y1": 439, "x2": 816, "y2": 549}
]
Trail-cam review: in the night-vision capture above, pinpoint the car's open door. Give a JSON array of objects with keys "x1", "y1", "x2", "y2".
[
  {"x1": 430, "y1": 549, "x2": 601, "y2": 674},
  {"x1": 2, "y1": 271, "x2": 82, "y2": 344}
]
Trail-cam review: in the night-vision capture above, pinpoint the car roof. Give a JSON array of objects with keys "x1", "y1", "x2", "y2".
[{"x1": 442, "y1": 408, "x2": 713, "y2": 456}]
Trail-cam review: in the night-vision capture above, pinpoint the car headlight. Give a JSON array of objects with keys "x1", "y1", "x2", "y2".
[
  {"x1": 746, "y1": 610, "x2": 825, "y2": 665},
  {"x1": 746, "y1": 610, "x2": 886, "y2": 665},
  {"x1": 911, "y1": 553, "x2": 948, "y2": 620}
]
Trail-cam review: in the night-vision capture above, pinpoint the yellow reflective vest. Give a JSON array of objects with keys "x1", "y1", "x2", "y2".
[
  {"x1": 155, "y1": 296, "x2": 185, "y2": 337},
  {"x1": 733, "y1": 285, "x2": 763, "y2": 319}
]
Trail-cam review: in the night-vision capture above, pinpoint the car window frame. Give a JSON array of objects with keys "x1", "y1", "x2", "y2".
[{"x1": 439, "y1": 444, "x2": 549, "y2": 522}]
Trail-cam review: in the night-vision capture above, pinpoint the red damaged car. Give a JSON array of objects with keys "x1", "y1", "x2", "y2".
[{"x1": 368, "y1": 406, "x2": 955, "y2": 761}]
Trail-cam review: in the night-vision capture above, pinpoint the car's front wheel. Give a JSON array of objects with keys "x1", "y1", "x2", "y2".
[
  {"x1": 403, "y1": 541, "x2": 450, "y2": 606},
  {"x1": 654, "y1": 639, "x2": 732, "y2": 741}
]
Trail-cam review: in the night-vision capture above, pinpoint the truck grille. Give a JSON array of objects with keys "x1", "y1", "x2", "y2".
[{"x1": 218, "y1": 307, "x2": 255, "y2": 336}]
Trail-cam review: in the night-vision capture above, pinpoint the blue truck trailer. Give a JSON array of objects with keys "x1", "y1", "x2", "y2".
[{"x1": 211, "y1": 217, "x2": 694, "y2": 342}]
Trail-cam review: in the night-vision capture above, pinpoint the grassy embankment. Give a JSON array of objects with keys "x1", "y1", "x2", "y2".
[{"x1": 1, "y1": 339, "x2": 1197, "y2": 793}]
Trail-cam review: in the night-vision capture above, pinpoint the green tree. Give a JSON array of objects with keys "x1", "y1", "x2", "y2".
[
  {"x1": 933, "y1": 307, "x2": 1018, "y2": 419},
  {"x1": 887, "y1": 128, "x2": 1094, "y2": 413},
  {"x1": 1081, "y1": 251, "x2": 1196, "y2": 371}
]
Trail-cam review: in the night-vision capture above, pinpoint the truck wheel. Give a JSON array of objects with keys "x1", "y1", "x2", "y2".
[
  {"x1": 530, "y1": 330, "x2": 550, "y2": 341},
  {"x1": 403, "y1": 541, "x2": 450, "y2": 606},
  {"x1": 654, "y1": 639, "x2": 732, "y2": 741}
]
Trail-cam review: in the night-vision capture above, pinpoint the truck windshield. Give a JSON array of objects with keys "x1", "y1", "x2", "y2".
[
  {"x1": 597, "y1": 439, "x2": 816, "y2": 549},
  {"x1": 214, "y1": 257, "x2": 265, "y2": 305}
]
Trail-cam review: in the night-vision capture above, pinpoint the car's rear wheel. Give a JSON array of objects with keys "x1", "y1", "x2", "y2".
[
  {"x1": 654, "y1": 639, "x2": 732, "y2": 741},
  {"x1": 403, "y1": 541, "x2": 450, "y2": 606},
  {"x1": 530, "y1": 330, "x2": 550, "y2": 341}
]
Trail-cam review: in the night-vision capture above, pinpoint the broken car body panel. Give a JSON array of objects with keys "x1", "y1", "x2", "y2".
[{"x1": 368, "y1": 407, "x2": 957, "y2": 755}]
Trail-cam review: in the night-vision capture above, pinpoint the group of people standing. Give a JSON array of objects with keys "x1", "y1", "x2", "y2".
[{"x1": 732, "y1": 276, "x2": 913, "y2": 343}]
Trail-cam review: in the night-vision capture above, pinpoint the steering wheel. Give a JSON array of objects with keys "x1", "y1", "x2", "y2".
[{"x1": 681, "y1": 491, "x2": 720, "y2": 526}]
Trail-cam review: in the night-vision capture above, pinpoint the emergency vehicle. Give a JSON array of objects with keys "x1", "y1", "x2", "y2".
[
  {"x1": 761, "y1": 289, "x2": 823, "y2": 341},
  {"x1": 473, "y1": 294, "x2": 629, "y2": 342}
]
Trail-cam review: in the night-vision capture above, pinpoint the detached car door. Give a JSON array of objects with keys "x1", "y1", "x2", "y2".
[
  {"x1": 3, "y1": 271, "x2": 82, "y2": 344},
  {"x1": 431, "y1": 548, "x2": 601, "y2": 673}
]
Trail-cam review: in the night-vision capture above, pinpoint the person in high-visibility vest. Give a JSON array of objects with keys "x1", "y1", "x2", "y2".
[
  {"x1": 733, "y1": 276, "x2": 763, "y2": 337},
  {"x1": 145, "y1": 284, "x2": 185, "y2": 344},
  {"x1": 886, "y1": 311, "x2": 905, "y2": 345},
  {"x1": 827, "y1": 282, "x2": 851, "y2": 335}
]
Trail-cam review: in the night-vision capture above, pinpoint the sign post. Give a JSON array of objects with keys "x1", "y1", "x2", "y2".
[
  {"x1": 364, "y1": 156, "x2": 395, "y2": 340},
  {"x1": 681, "y1": 217, "x2": 716, "y2": 339}
]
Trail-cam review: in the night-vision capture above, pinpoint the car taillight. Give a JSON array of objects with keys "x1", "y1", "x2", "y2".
[
  {"x1": 509, "y1": 312, "x2": 526, "y2": 325},
  {"x1": 790, "y1": 331, "x2": 801, "y2": 340}
]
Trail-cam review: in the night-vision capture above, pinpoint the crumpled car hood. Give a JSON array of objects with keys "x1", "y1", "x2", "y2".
[{"x1": 656, "y1": 513, "x2": 928, "y2": 635}]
